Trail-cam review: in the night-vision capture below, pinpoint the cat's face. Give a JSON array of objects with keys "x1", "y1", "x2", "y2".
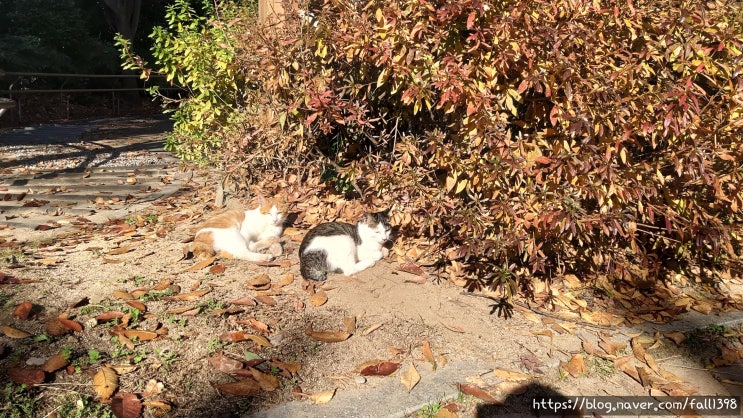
[
  {"x1": 361, "y1": 210, "x2": 392, "y2": 244},
  {"x1": 259, "y1": 196, "x2": 287, "y2": 227}
]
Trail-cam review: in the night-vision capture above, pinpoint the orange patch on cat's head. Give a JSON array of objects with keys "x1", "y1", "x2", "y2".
[{"x1": 259, "y1": 195, "x2": 288, "y2": 215}]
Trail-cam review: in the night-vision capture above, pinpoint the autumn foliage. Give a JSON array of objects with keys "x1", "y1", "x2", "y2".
[{"x1": 138, "y1": 0, "x2": 743, "y2": 292}]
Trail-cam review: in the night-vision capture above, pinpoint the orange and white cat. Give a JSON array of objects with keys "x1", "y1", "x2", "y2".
[{"x1": 190, "y1": 196, "x2": 287, "y2": 262}]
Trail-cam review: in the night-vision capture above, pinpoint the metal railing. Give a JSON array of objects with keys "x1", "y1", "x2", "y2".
[{"x1": 0, "y1": 71, "x2": 179, "y2": 122}]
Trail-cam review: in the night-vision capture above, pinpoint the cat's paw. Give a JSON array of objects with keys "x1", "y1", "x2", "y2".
[
  {"x1": 255, "y1": 253, "x2": 274, "y2": 262},
  {"x1": 268, "y1": 242, "x2": 283, "y2": 257}
]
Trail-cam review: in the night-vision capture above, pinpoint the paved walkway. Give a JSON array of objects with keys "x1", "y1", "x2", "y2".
[{"x1": 0, "y1": 116, "x2": 192, "y2": 229}]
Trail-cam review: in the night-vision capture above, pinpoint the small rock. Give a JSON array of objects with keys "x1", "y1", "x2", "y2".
[{"x1": 354, "y1": 375, "x2": 366, "y2": 385}]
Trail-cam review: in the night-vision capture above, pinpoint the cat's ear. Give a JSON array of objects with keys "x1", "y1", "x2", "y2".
[{"x1": 376, "y1": 207, "x2": 391, "y2": 218}]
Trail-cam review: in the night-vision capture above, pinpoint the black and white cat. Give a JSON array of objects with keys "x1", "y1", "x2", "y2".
[{"x1": 299, "y1": 210, "x2": 392, "y2": 281}]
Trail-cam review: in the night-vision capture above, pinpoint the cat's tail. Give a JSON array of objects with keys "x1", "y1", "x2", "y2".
[
  {"x1": 300, "y1": 250, "x2": 328, "y2": 281},
  {"x1": 189, "y1": 241, "x2": 216, "y2": 258}
]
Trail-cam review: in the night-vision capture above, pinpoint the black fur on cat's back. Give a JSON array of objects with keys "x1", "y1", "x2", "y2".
[
  {"x1": 299, "y1": 210, "x2": 391, "y2": 281},
  {"x1": 299, "y1": 222, "x2": 358, "y2": 281}
]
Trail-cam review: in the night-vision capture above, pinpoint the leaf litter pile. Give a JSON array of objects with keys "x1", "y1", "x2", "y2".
[{"x1": 1, "y1": 170, "x2": 743, "y2": 417}]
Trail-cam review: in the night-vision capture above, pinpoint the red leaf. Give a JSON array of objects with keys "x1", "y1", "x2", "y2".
[
  {"x1": 7, "y1": 367, "x2": 45, "y2": 386},
  {"x1": 357, "y1": 360, "x2": 400, "y2": 376},
  {"x1": 111, "y1": 392, "x2": 142, "y2": 418},
  {"x1": 12, "y1": 301, "x2": 34, "y2": 320}
]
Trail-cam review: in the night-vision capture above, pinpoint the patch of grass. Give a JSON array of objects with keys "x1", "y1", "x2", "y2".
[
  {"x1": 0, "y1": 248, "x2": 25, "y2": 264},
  {"x1": 1, "y1": 384, "x2": 36, "y2": 418},
  {"x1": 57, "y1": 393, "x2": 115, "y2": 418},
  {"x1": 414, "y1": 399, "x2": 443, "y2": 418},
  {"x1": 199, "y1": 298, "x2": 225, "y2": 311},
  {"x1": 707, "y1": 323, "x2": 733, "y2": 336},
  {"x1": 207, "y1": 338, "x2": 228, "y2": 354},
  {"x1": 139, "y1": 288, "x2": 174, "y2": 302},
  {"x1": 590, "y1": 356, "x2": 616, "y2": 377}
]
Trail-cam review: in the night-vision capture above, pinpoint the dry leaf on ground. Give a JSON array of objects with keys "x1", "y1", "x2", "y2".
[
  {"x1": 309, "y1": 290, "x2": 328, "y2": 307},
  {"x1": 305, "y1": 389, "x2": 336, "y2": 404},
  {"x1": 401, "y1": 363, "x2": 421, "y2": 392},
  {"x1": 2, "y1": 325, "x2": 31, "y2": 339},
  {"x1": 7, "y1": 367, "x2": 45, "y2": 386},
  {"x1": 212, "y1": 378, "x2": 262, "y2": 396},
  {"x1": 184, "y1": 256, "x2": 216, "y2": 272},
  {"x1": 249, "y1": 367, "x2": 280, "y2": 391},
  {"x1": 455, "y1": 383, "x2": 501, "y2": 404},
  {"x1": 305, "y1": 324, "x2": 351, "y2": 343},
  {"x1": 357, "y1": 360, "x2": 401, "y2": 376},
  {"x1": 111, "y1": 392, "x2": 142, "y2": 418},
  {"x1": 561, "y1": 354, "x2": 586, "y2": 378},
  {"x1": 12, "y1": 301, "x2": 33, "y2": 320},
  {"x1": 93, "y1": 366, "x2": 119, "y2": 400},
  {"x1": 42, "y1": 353, "x2": 70, "y2": 373},
  {"x1": 167, "y1": 288, "x2": 211, "y2": 301}
]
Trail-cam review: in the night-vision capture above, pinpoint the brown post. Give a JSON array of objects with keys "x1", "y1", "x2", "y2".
[{"x1": 258, "y1": 0, "x2": 285, "y2": 27}]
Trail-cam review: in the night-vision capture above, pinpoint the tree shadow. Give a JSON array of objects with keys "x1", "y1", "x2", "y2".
[{"x1": 0, "y1": 117, "x2": 173, "y2": 171}]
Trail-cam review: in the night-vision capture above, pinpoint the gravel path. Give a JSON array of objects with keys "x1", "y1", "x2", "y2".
[{"x1": 0, "y1": 116, "x2": 192, "y2": 229}]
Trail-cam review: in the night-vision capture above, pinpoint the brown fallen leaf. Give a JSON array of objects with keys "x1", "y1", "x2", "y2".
[
  {"x1": 304, "y1": 389, "x2": 336, "y2": 404},
  {"x1": 271, "y1": 359, "x2": 302, "y2": 374},
  {"x1": 212, "y1": 378, "x2": 262, "y2": 396},
  {"x1": 276, "y1": 273, "x2": 294, "y2": 288},
  {"x1": 106, "y1": 246, "x2": 135, "y2": 256},
  {"x1": 398, "y1": 262, "x2": 425, "y2": 276},
  {"x1": 121, "y1": 329, "x2": 158, "y2": 341},
  {"x1": 7, "y1": 367, "x2": 45, "y2": 386},
  {"x1": 167, "y1": 287, "x2": 211, "y2": 301},
  {"x1": 209, "y1": 263, "x2": 226, "y2": 274},
  {"x1": 305, "y1": 324, "x2": 351, "y2": 343},
  {"x1": 219, "y1": 331, "x2": 273, "y2": 347},
  {"x1": 208, "y1": 352, "x2": 245, "y2": 374},
  {"x1": 309, "y1": 290, "x2": 328, "y2": 307},
  {"x1": 184, "y1": 256, "x2": 216, "y2": 272},
  {"x1": 249, "y1": 367, "x2": 280, "y2": 392},
  {"x1": 112, "y1": 290, "x2": 135, "y2": 300},
  {"x1": 631, "y1": 336, "x2": 648, "y2": 362},
  {"x1": 456, "y1": 383, "x2": 501, "y2": 404},
  {"x1": 126, "y1": 300, "x2": 147, "y2": 312},
  {"x1": 401, "y1": 363, "x2": 421, "y2": 392},
  {"x1": 255, "y1": 294, "x2": 277, "y2": 306},
  {"x1": 357, "y1": 360, "x2": 401, "y2": 376},
  {"x1": 422, "y1": 341, "x2": 437, "y2": 369},
  {"x1": 663, "y1": 331, "x2": 686, "y2": 345},
  {"x1": 93, "y1": 366, "x2": 119, "y2": 400},
  {"x1": 231, "y1": 296, "x2": 257, "y2": 306},
  {"x1": 561, "y1": 354, "x2": 586, "y2": 378},
  {"x1": 46, "y1": 318, "x2": 73, "y2": 336},
  {"x1": 142, "y1": 400, "x2": 171, "y2": 412},
  {"x1": 343, "y1": 316, "x2": 357, "y2": 333},
  {"x1": 111, "y1": 392, "x2": 142, "y2": 418},
  {"x1": 247, "y1": 274, "x2": 271, "y2": 290},
  {"x1": 235, "y1": 318, "x2": 270, "y2": 334},
  {"x1": 2, "y1": 325, "x2": 31, "y2": 339},
  {"x1": 42, "y1": 353, "x2": 70, "y2": 373},
  {"x1": 12, "y1": 301, "x2": 34, "y2": 320},
  {"x1": 142, "y1": 379, "x2": 164, "y2": 398},
  {"x1": 152, "y1": 278, "x2": 172, "y2": 291}
]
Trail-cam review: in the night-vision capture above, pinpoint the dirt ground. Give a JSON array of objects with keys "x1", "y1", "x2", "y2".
[{"x1": 2, "y1": 124, "x2": 743, "y2": 418}]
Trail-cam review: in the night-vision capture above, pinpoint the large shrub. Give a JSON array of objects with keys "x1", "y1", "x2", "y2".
[{"x1": 134, "y1": 0, "x2": 743, "y2": 293}]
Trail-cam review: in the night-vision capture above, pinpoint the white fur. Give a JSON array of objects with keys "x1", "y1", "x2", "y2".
[
  {"x1": 196, "y1": 205, "x2": 284, "y2": 262},
  {"x1": 302, "y1": 221, "x2": 390, "y2": 276}
]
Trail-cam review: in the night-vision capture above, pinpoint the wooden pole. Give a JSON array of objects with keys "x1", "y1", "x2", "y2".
[{"x1": 258, "y1": 0, "x2": 285, "y2": 27}]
